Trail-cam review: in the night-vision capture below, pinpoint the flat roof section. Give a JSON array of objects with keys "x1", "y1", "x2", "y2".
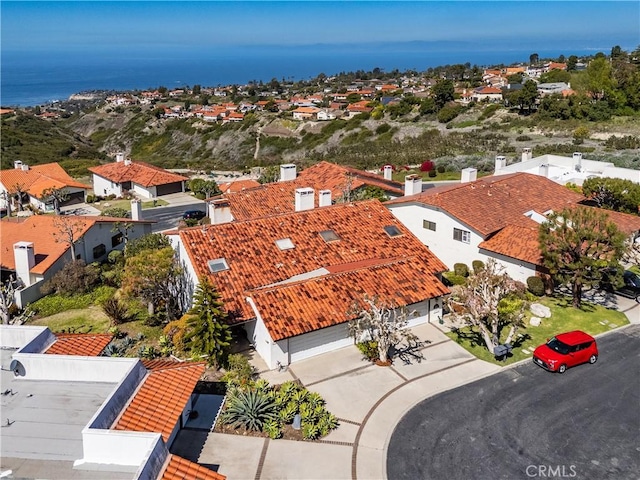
[{"x1": 0, "y1": 350, "x2": 117, "y2": 462}]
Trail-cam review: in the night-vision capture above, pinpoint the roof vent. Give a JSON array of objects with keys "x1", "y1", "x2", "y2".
[
  {"x1": 275, "y1": 238, "x2": 295, "y2": 250},
  {"x1": 319, "y1": 230, "x2": 341, "y2": 243}
]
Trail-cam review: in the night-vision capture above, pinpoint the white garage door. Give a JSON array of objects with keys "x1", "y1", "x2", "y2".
[{"x1": 289, "y1": 323, "x2": 353, "y2": 363}]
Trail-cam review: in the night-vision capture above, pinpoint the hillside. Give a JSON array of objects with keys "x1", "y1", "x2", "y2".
[{"x1": 3, "y1": 101, "x2": 639, "y2": 176}]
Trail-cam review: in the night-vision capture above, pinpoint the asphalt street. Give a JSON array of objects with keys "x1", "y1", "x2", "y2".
[
  {"x1": 387, "y1": 325, "x2": 640, "y2": 480},
  {"x1": 142, "y1": 202, "x2": 205, "y2": 232}
]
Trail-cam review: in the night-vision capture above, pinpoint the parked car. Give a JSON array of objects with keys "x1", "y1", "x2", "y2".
[
  {"x1": 600, "y1": 269, "x2": 640, "y2": 302},
  {"x1": 182, "y1": 209, "x2": 206, "y2": 220},
  {"x1": 533, "y1": 330, "x2": 598, "y2": 374}
]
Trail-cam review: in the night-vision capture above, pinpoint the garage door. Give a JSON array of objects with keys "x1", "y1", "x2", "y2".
[
  {"x1": 156, "y1": 182, "x2": 183, "y2": 196},
  {"x1": 289, "y1": 323, "x2": 353, "y2": 363}
]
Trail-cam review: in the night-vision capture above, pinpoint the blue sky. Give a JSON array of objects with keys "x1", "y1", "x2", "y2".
[{"x1": 2, "y1": 1, "x2": 639, "y2": 52}]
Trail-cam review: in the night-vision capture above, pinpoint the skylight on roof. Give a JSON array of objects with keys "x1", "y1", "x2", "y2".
[
  {"x1": 319, "y1": 230, "x2": 341, "y2": 243},
  {"x1": 383, "y1": 225, "x2": 402, "y2": 237},
  {"x1": 275, "y1": 238, "x2": 295, "y2": 250},
  {"x1": 207, "y1": 258, "x2": 229, "y2": 273}
]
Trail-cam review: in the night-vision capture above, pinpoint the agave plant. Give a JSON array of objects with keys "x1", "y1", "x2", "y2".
[
  {"x1": 318, "y1": 412, "x2": 339, "y2": 433},
  {"x1": 299, "y1": 402, "x2": 317, "y2": 423},
  {"x1": 291, "y1": 389, "x2": 309, "y2": 406},
  {"x1": 254, "y1": 378, "x2": 271, "y2": 394},
  {"x1": 262, "y1": 419, "x2": 283, "y2": 439},
  {"x1": 302, "y1": 422, "x2": 320, "y2": 441},
  {"x1": 278, "y1": 402, "x2": 298, "y2": 424},
  {"x1": 306, "y1": 391, "x2": 325, "y2": 409},
  {"x1": 277, "y1": 381, "x2": 300, "y2": 402},
  {"x1": 221, "y1": 389, "x2": 277, "y2": 431}
]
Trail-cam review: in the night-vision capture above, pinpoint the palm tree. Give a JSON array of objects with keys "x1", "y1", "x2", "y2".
[{"x1": 184, "y1": 277, "x2": 232, "y2": 366}]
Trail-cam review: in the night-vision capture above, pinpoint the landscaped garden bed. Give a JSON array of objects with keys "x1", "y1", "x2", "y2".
[{"x1": 447, "y1": 295, "x2": 629, "y2": 366}]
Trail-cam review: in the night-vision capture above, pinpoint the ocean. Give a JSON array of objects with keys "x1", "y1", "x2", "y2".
[{"x1": 1, "y1": 45, "x2": 601, "y2": 107}]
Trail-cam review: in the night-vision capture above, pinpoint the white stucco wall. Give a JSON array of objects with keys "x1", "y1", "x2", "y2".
[
  {"x1": 132, "y1": 183, "x2": 155, "y2": 199},
  {"x1": 388, "y1": 203, "x2": 486, "y2": 271},
  {"x1": 93, "y1": 174, "x2": 122, "y2": 198}
]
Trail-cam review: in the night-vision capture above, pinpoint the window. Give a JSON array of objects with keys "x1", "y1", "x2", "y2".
[
  {"x1": 423, "y1": 220, "x2": 436, "y2": 231},
  {"x1": 383, "y1": 225, "x2": 402, "y2": 237},
  {"x1": 207, "y1": 258, "x2": 229, "y2": 273},
  {"x1": 453, "y1": 228, "x2": 470, "y2": 243},
  {"x1": 92, "y1": 243, "x2": 106, "y2": 260},
  {"x1": 111, "y1": 233, "x2": 124, "y2": 247},
  {"x1": 319, "y1": 230, "x2": 341, "y2": 243},
  {"x1": 275, "y1": 238, "x2": 295, "y2": 250}
]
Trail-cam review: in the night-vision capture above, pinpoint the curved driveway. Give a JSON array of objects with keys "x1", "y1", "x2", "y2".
[{"x1": 387, "y1": 325, "x2": 640, "y2": 480}]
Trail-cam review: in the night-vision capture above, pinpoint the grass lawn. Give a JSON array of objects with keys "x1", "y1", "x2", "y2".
[
  {"x1": 446, "y1": 295, "x2": 629, "y2": 366},
  {"x1": 30, "y1": 307, "x2": 164, "y2": 346},
  {"x1": 94, "y1": 198, "x2": 168, "y2": 212}
]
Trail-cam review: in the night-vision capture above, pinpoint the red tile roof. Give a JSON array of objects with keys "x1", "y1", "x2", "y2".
[
  {"x1": 160, "y1": 454, "x2": 226, "y2": 480},
  {"x1": 89, "y1": 161, "x2": 188, "y2": 187},
  {"x1": 0, "y1": 163, "x2": 90, "y2": 198},
  {"x1": 113, "y1": 362, "x2": 206, "y2": 442},
  {"x1": 386, "y1": 173, "x2": 586, "y2": 237},
  {"x1": 0, "y1": 215, "x2": 150, "y2": 274},
  {"x1": 45, "y1": 333, "x2": 113, "y2": 356},
  {"x1": 211, "y1": 161, "x2": 404, "y2": 221},
  {"x1": 218, "y1": 179, "x2": 262, "y2": 194},
  {"x1": 479, "y1": 223, "x2": 542, "y2": 264},
  {"x1": 179, "y1": 200, "x2": 449, "y2": 340}
]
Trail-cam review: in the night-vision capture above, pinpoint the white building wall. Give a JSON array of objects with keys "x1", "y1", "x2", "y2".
[
  {"x1": 388, "y1": 203, "x2": 485, "y2": 271},
  {"x1": 92, "y1": 174, "x2": 122, "y2": 197},
  {"x1": 132, "y1": 183, "x2": 155, "y2": 199}
]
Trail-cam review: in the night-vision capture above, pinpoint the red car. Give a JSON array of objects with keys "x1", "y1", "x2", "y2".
[{"x1": 533, "y1": 330, "x2": 598, "y2": 374}]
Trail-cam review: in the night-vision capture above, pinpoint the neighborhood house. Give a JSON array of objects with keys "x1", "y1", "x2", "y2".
[{"x1": 174, "y1": 199, "x2": 449, "y2": 369}]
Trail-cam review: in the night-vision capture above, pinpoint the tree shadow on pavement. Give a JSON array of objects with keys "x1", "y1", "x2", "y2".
[{"x1": 391, "y1": 338, "x2": 431, "y2": 365}]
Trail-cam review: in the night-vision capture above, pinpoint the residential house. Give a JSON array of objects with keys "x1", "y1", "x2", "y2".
[
  {"x1": 205, "y1": 161, "x2": 405, "y2": 223},
  {"x1": 0, "y1": 325, "x2": 225, "y2": 480},
  {"x1": 89, "y1": 154, "x2": 188, "y2": 199},
  {"x1": 471, "y1": 86, "x2": 503, "y2": 103},
  {"x1": 546, "y1": 62, "x2": 567, "y2": 71},
  {"x1": 316, "y1": 108, "x2": 338, "y2": 121},
  {"x1": 217, "y1": 179, "x2": 261, "y2": 194},
  {"x1": 346, "y1": 101, "x2": 373, "y2": 116},
  {"x1": 0, "y1": 161, "x2": 90, "y2": 212},
  {"x1": 222, "y1": 111, "x2": 244, "y2": 123},
  {"x1": 0, "y1": 214, "x2": 153, "y2": 307},
  {"x1": 386, "y1": 172, "x2": 640, "y2": 284},
  {"x1": 494, "y1": 148, "x2": 640, "y2": 185},
  {"x1": 292, "y1": 106, "x2": 321, "y2": 120},
  {"x1": 174, "y1": 200, "x2": 449, "y2": 369},
  {"x1": 537, "y1": 82, "x2": 570, "y2": 95}
]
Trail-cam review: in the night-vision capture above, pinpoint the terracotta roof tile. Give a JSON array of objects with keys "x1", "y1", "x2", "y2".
[
  {"x1": 218, "y1": 179, "x2": 261, "y2": 194},
  {"x1": 0, "y1": 215, "x2": 96, "y2": 274},
  {"x1": 179, "y1": 200, "x2": 448, "y2": 340},
  {"x1": 160, "y1": 454, "x2": 226, "y2": 480},
  {"x1": 386, "y1": 173, "x2": 586, "y2": 237},
  {"x1": 89, "y1": 161, "x2": 188, "y2": 187},
  {"x1": 113, "y1": 362, "x2": 205, "y2": 442},
  {"x1": 0, "y1": 163, "x2": 90, "y2": 198},
  {"x1": 212, "y1": 161, "x2": 404, "y2": 221},
  {"x1": 142, "y1": 358, "x2": 186, "y2": 370},
  {"x1": 479, "y1": 223, "x2": 542, "y2": 265},
  {"x1": 45, "y1": 333, "x2": 113, "y2": 356}
]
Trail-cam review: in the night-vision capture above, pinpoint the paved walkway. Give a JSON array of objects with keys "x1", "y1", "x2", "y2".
[{"x1": 173, "y1": 323, "x2": 501, "y2": 480}]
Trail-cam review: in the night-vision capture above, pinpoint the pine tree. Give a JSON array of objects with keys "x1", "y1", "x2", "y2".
[{"x1": 185, "y1": 277, "x2": 232, "y2": 366}]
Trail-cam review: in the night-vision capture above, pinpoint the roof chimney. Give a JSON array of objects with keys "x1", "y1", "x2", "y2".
[
  {"x1": 115, "y1": 152, "x2": 125, "y2": 163},
  {"x1": 573, "y1": 152, "x2": 582, "y2": 172},
  {"x1": 13, "y1": 160, "x2": 23, "y2": 170},
  {"x1": 208, "y1": 198, "x2": 233, "y2": 225},
  {"x1": 522, "y1": 147, "x2": 532, "y2": 162},
  {"x1": 404, "y1": 174, "x2": 422, "y2": 196},
  {"x1": 495, "y1": 155, "x2": 507, "y2": 171},
  {"x1": 318, "y1": 189, "x2": 332, "y2": 207},
  {"x1": 295, "y1": 187, "x2": 314, "y2": 211},
  {"x1": 538, "y1": 164, "x2": 549, "y2": 178},
  {"x1": 130, "y1": 199, "x2": 142, "y2": 221},
  {"x1": 383, "y1": 165, "x2": 393, "y2": 181},
  {"x1": 124, "y1": 157, "x2": 132, "y2": 166},
  {"x1": 461, "y1": 168, "x2": 478, "y2": 183},
  {"x1": 14, "y1": 241, "x2": 35, "y2": 287},
  {"x1": 280, "y1": 164, "x2": 297, "y2": 182},
  {"x1": 21, "y1": 164, "x2": 29, "y2": 171}
]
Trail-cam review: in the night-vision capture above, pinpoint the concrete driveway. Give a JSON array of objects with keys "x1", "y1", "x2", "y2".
[{"x1": 171, "y1": 323, "x2": 501, "y2": 480}]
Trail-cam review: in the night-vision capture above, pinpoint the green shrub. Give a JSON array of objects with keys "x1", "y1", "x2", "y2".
[
  {"x1": 263, "y1": 419, "x2": 283, "y2": 439},
  {"x1": 221, "y1": 353, "x2": 256, "y2": 387},
  {"x1": 515, "y1": 135, "x2": 532, "y2": 142},
  {"x1": 29, "y1": 286, "x2": 116, "y2": 317},
  {"x1": 442, "y1": 272, "x2": 467, "y2": 286},
  {"x1": 472, "y1": 260, "x2": 485, "y2": 274},
  {"x1": 453, "y1": 263, "x2": 469, "y2": 277},
  {"x1": 86, "y1": 194, "x2": 96, "y2": 203},
  {"x1": 41, "y1": 260, "x2": 100, "y2": 296},
  {"x1": 428, "y1": 169, "x2": 437, "y2": 178},
  {"x1": 221, "y1": 389, "x2": 277, "y2": 431},
  {"x1": 437, "y1": 165, "x2": 446, "y2": 174},
  {"x1": 102, "y1": 297, "x2": 135, "y2": 326},
  {"x1": 302, "y1": 422, "x2": 320, "y2": 440},
  {"x1": 437, "y1": 105, "x2": 463, "y2": 123},
  {"x1": 356, "y1": 340, "x2": 379, "y2": 361},
  {"x1": 526, "y1": 276, "x2": 545, "y2": 297}
]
